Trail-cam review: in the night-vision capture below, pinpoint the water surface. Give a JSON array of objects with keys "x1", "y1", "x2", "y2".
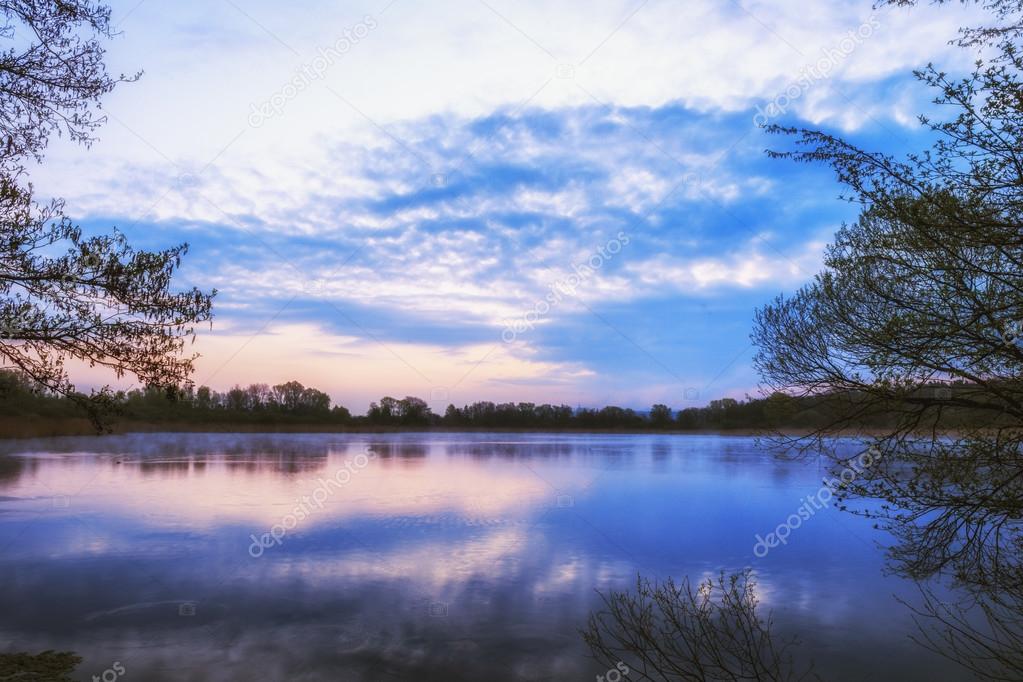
[{"x1": 0, "y1": 433, "x2": 957, "y2": 680}]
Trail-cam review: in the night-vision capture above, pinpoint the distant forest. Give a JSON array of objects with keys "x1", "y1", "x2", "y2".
[{"x1": 0, "y1": 370, "x2": 989, "y2": 433}]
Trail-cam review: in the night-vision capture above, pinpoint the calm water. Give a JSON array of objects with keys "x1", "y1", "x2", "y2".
[{"x1": 0, "y1": 433, "x2": 961, "y2": 681}]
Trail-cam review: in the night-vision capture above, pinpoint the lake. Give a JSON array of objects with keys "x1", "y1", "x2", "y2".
[{"x1": 0, "y1": 432, "x2": 961, "y2": 681}]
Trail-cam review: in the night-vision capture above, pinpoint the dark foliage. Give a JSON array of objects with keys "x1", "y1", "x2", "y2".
[
  {"x1": 752, "y1": 1, "x2": 1023, "y2": 679},
  {"x1": 2, "y1": 369, "x2": 1006, "y2": 432},
  {"x1": 0, "y1": 1, "x2": 213, "y2": 428},
  {"x1": 0, "y1": 650, "x2": 81, "y2": 681},
  {"x1": 583, "y1": 571, "x2": 817, "y2": 682}
]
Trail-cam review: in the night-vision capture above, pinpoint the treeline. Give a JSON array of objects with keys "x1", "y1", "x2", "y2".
[
  {"x1": 0, "y1": 374, "x2": 352, "y2": 425},
  {"x1": 0, "y1": 371, "x2": 774, "y2": 430},
  {"x1": 0, "y1": 370, "x2": 991, "y2": 432}
]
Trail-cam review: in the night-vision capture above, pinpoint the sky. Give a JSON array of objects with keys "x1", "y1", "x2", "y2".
[{"x1": 33, "y1": 0, "x2": 986, "y2": 412}]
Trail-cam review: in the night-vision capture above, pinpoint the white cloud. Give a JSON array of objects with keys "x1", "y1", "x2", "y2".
[
  {"x1": 34, "y1": 0, "x2": 981, "y2": 200},
  {"x1": 624, "y1": 236, "x2": 827, "y2": 291}
]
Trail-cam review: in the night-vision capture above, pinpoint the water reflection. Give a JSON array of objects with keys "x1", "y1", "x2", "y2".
[{"x1": 0, "y1": 433, "x2": 955, "y2": 681}]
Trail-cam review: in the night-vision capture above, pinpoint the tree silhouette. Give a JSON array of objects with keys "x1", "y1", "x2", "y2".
[
  {"x1": 754, "y1": 0, "x2": 1023, "y2": 678},
  {"x1": 583, "y1": 571, "x2": 816, "y2": 682},
  {"x1": 0, "y1": 1, "x2": 214, "y2": 427}
]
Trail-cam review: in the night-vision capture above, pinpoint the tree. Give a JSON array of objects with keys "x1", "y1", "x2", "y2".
[
  {"x1": 583, "y1": 571, "x2": 815, "y2": 682},
  {"x1": 886, "y1": 0, "x2": 1023, "y2": 46},
  {"x1": 0, "y1": 1, "x2": 137, "y2": 171},
  {"x1": 195, "y1": 385, "x2": 212, "y2": 409},
  {"x1": 330, "y1": 404, "x2": 351, "y2": 422},
  {"x1": 300, "y1": 386, "x2": 330, "y2": 413},
  {"x1": 442, "y1": 403, "x2": 463, "y2": 426},
  {"x1": 271, "y1": 381, "x2": 305, "y2": 411},
  {"x1": 225, "y1": 385, "x2": 247, "y2": 411},
  {"x1": 754, "y1": 1, "x2": 1023, "y2": 678},
  {"x1": 0, "y1": 1, "x2": 213, "y2": 427},
  {"x1": 0, "y1": 650, "x2": 81, "y2": 682},
  {"x1": 397, "y1": 395, "x2": 431, "y2": 425},
  {"x1": 367, "y1": 396, "x2": 398, "y2": 424},
  {"x1": 649, "y1": 403, "x2": 672, "y2": 428},
  {"x1": 245, "y1": 383, "x2": 270, "y2": 409}
]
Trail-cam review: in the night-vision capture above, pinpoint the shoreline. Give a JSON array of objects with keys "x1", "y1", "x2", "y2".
[
  {"x1": 0, "y1": 417, "x2": 911, "y2": 440},
  {"x1": 0, "y1": 416, "x2": 791, "y2": 440}
]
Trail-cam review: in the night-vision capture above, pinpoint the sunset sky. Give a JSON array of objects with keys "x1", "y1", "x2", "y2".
[{"x1": 38, "y1": 0, "x2": 984, "y2": 412}]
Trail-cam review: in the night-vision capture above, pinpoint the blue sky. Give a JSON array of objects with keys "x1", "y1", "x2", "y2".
[{"x1": 36, "y1": 0, "x2": 985, "y2": 411}]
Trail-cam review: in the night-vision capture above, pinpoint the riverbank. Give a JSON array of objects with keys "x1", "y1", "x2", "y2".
[{"x1": 0, "y1": 416, "x2": 786, "y2": 439}]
